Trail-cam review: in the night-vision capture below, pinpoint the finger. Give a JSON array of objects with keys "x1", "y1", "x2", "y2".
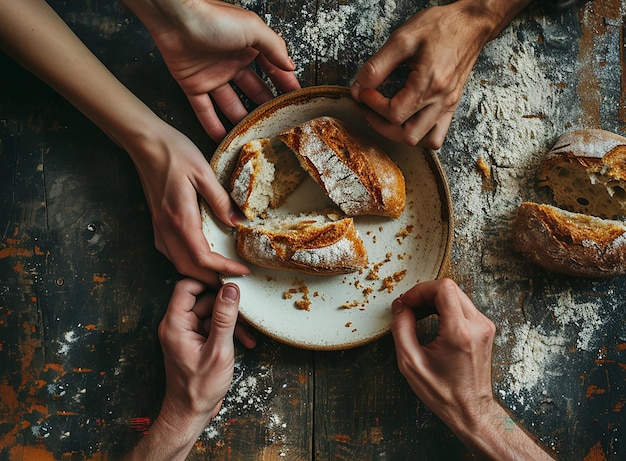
[
  {"x1": 205, "y1": 283, "x2": 240, "y2": 348},
  {"x1": 400, "y1": 102, "x2": 446, "y2": 146},
  {"x1": 169, "y1": 278, "x2": 209, "y2": 315},
  {"x1": 232, "y1": 66, "x2": 274, "y2": 105},
  {"x1": 246, "y1": 18, "x2": 296, "y2": 72},
  {"x1": 187, "y1": 92, "x2": 227, "y2": 142},
  {"x1": 192, "y1": 290, "x2": 218, "y2": 319},
  {"x1": 234, "y1": 322, "x2": 257, "y2": 349},
  {"x1": 360, "y1": 108, "x2": 417, "y2": 146},
  {"x1": 390, "y1": 297, "x2": 427, "y2": 369},
  {"x1": 193, "y1": 166, "x2": 242, "y2": 228},
  {"x1": 417, "y1": 111, "x2": 454, "y2": 150},
  {"x1": 210, "y1": 84, "x2": 248, "y2": 124},
  {"x1": 256, "y1": 54, "x2": 301, "y2": 94},
  {"x1": 399, "y1": 279, "x2": 466, "y2": 320},
  {"x1": 350, "y1": 40, "x2": 409, "y2": 101}
]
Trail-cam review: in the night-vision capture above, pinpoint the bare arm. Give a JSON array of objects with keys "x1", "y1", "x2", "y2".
[
  {"x1": 123, "y1": 281, "x2": 253, "y2": 461},
  {"x1": 391, "y1": 279, "x2": 554, "y2": 460},
  {"x1": 0, "y1": 0, "x2": 250, "y2": 285},
  {"x1": 351, "y1": 0, "x2": 533, "y2": 149}
]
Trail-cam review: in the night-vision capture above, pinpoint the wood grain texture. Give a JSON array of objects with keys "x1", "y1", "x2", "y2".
[{"x1": 0, "y1": 1, "x2": 624, "y2": 460}]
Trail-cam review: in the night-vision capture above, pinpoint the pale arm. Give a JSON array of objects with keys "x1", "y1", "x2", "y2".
[{"x1": 0, "y1": 0, "x2": 250, "y2": 285}]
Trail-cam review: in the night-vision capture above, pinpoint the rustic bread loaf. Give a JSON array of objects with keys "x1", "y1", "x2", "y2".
[
  {"x1": 513, "y1": 202, "x2": 626, "y2": 278},
  {"x1": 278, "y1": 116, "x2": 406, "y2": 218},
  {"x1": 236, "y1": 214, "x2": 368, "y2": 275},
  {"x1": 538, "y1": 129, "x2": 626, "y2": 219},
  {"x1": 229, "y1": 138, "x2": 303, "y2": 220}
]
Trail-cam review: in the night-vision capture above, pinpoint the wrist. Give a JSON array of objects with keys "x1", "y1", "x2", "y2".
[{"x1": 453, "y1": 0, "x2": 533, "y2": 43}]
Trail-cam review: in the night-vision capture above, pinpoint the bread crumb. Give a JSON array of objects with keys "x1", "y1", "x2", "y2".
[
  {"x1": 340, "y1": 300, "x2": 360, "y2": 309},
  {"x1": 345, "y1": 322, "x2": 352, "y2": 328},
  {"x1": 476, "y1": 156, "x2": 494, "y2": 191},
  {"x1": 379, "y1": 270, "x2": 407, "y2": 293},
  {"x1": 395, "y1": 225, "x2": 414, "y2": 244}
]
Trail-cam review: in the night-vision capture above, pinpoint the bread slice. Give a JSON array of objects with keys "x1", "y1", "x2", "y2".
[
  {"x1": 278, "y1": 116, "x2": 406, "y2": 218},
  {"x1": 513, "y1": 202, "x2": 626, "y2": 278},
  {"x1": 538, "y1": 129, "x2": 626, "y2": 219},
  {"x1": 236, "y1": 214, "x2": 368, "y2": 275},
  {"x1": 229, "y1": 138, "x2": 303, "y2": 220}
]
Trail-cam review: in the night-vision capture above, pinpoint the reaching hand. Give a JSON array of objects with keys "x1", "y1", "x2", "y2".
[
  {"x1": 392, "y1": 278, "x2": 496, "y2": 423},
  {"x1": 391, "y1": 278, "x2": 553, "y2": 460},
  {"x1": 124, "y1": 280, "x2": 255, "y2": 460},
  {"x1": 125, "y1": 0, "x2": 301, "y2": 142},
  {"x1": 350, "y1": 1, "x2": 530, "y2": 149},
  {"x1": 128, "y1": 122, "x2": 250, "y2": 286}
]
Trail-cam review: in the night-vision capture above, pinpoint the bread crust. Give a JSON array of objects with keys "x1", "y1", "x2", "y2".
[
  {"x1": 278, "y1": 116, "x2": 406, "y2": 218},
  {"x1": 539, "y1": 129, "x2": 626, "y2": 219},
  {"x1": 513, "y1": 202, "x2": 626, "y2": 278},
  {"x1": 236, "y1": 216, "x2": 368, "y2": 275}
]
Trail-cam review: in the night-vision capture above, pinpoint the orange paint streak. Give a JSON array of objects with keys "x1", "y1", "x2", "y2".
[
  {"x1": 93, "y1": 274, "x2": 106, "y2": 283},
  {"x1": 616, "y1": 342, "x2": 626, "y2": 351},
  {"x1": 85, "y1": 324, "x2": 97, "y2": 330},
  {"x1": 586, "y1": 385, "x2": 606, "y2": 399},
  {"x1": 0, "y1": 248, "x2": 33, "y2": 259},
  {"x1": 72, "y1": 368, "x2": 92, "y2": 373},
  {"x1": 34, "y1": 245, "x2": 44, "y2": 256},
  {"x1": 613, "y1": 396, "x2": 625, "y2": 413},
  {"x1": 331, "y1": 433, "x2": 352, "y2": 443},
  {"x1": 12, "y1": 260, "x2": 23, "y2": 273},
  {"x1": 583, "y1": 441, "x2": 607, "y2": 461},
  {"x1": 42, "y1": 363, "x2": 65, "y2": 375},
  {"x1": 56, "y1": 411, "x2": 78, "y2": 416},
  {"x1": 8, "y1": 445, "x2": 58, "y2": 461}
]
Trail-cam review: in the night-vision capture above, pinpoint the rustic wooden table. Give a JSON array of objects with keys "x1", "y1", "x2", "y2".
[{"x1": 1, "y1": 1, "x2": 624, "y2": 460}]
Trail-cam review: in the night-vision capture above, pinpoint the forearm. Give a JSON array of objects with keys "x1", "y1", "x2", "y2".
[
  {"x1": 123, "y1": 398, "x2": 211, "y2": 461},
  {"x1": 448, "y1": 399, "x2": 555, "y2": 460},
  {"x1": 0, "y1": 0, "x2": 165, "y2": 157},
  {"x1": 453, "y1": 0, "x2": 534, "y2": 42}
]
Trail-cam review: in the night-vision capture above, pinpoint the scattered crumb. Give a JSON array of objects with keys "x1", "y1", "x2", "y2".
[
  {"x1": 379, "y1": 270, "x2": 407, "y2": 293},
  {"x1": 340, "y1": 300, "x2": 360, "y2": 309},
  {"x1": 476, "y1": 156, "x2": 494, "y2": 190},
  {"x1": 367, "y1": 253, "x2": 393, "y2": 280},
  {"x1": 345, "y1": 322, "x2": 352, "y2": 328},
  {"x1": 295, "y1": 299, "x2": 311, "y2": 311}
]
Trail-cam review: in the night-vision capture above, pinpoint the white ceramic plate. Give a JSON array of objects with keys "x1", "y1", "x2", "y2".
[{"x1": 201, "y1": 86, "x2": 452, "y2": 350}]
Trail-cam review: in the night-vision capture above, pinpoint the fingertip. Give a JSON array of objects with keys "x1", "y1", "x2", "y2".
[
  {"x1": 350, "y1": 80, "x2": 361, "y2": 100},
  {"x1": 220, "y1": 283, "x2": 239, "y2": 303},
  {"x1": 392, "y1": 297, "x2": 405, "y2": 315}
]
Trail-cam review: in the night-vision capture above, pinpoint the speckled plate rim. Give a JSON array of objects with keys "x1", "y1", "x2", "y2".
[{"x1": 201, "y1": 85, "x2": 453, "y2": 350}]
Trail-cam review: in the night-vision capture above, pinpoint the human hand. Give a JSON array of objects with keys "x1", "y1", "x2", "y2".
[
  {"x1": 350, "y1": 1, "x2": 530, "y2": 149},
  {"x1": 128, "y1": 122, "x2": 250, "y2": 286},
  {"x1": 392, "y1": 278, "x2": 553, "y2": 460},
  {"x1": 158, "y1": 280, "x2": 254, "y2": 423},
  {"x1": 391, "y1": 278, "x2": 496, "y2": 424},
  {"x1": 123, "y1": 280, "x2": 255, "y2": 460},
  {"x1": 124, "y1": 0, "x2": 301, "y2": 142}
]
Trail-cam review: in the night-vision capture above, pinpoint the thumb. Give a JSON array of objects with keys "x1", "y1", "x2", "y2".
[
  {"x1": 206, "y1": 283, "x2": 240, "y2": 347},
  {"x1": 351, "y1": 41, "x2": 406, "y2": 99}
]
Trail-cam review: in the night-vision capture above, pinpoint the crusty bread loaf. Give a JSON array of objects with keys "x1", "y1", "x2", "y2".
[
  {"x1": 278, "y1": 116, "x2": 406, "y2": 218},
  {"x1": 229, "y1": 138, "x2": 303, "y2": 220},
  {"x1": 538, "y1": 129, "x2": 626, "y2": 219},
  {"x1": 513, "y1": 202, "x2": 626, "y2": 278},
  {"x1": 236, "y1": 214, "x2": 368, "y2": 275}
]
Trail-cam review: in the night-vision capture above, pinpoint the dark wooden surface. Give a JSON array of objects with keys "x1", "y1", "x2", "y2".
[{"x1": 1, "y1": 1, "x2": 624, "y2": 460}]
